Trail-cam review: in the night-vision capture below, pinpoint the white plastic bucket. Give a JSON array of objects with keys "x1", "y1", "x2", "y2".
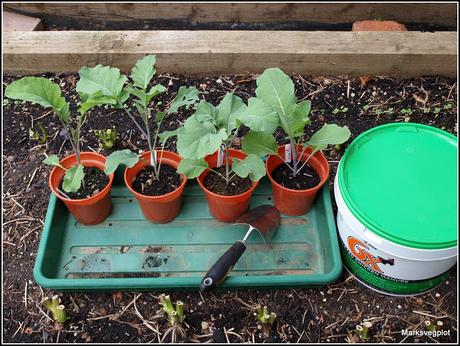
[{"x1": 334, "y1": 124, "x2": 457, "y2": 296}]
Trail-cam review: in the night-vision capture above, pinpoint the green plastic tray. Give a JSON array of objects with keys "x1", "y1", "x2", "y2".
[{"x1": 34, "y1": 172, "x2": 342, "y2": 291}]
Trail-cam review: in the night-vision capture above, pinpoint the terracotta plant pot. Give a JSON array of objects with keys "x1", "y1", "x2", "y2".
[
  {"x1": 266, "y1": 144, "x2": 330, "y2": 216},
  {"x1": 49, "y1": 152, "x2": 114, "y2": 225},
  {"x1": 197, "y1": 149, "x2": 259, "y2": 222},
  {"x1": 124, "y1": 151, "x2": 187, "y2": 223}
]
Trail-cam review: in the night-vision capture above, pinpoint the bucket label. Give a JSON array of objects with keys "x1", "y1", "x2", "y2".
[
  {"x1": 285, "y1": 144, "x2": 292, "y2": 162},
  {"x1": 347, "y1": 236, "x2": 395, "y2": 274},
  {"x1": 340, "y1": 240, "x2": 449, "y2": 295}
]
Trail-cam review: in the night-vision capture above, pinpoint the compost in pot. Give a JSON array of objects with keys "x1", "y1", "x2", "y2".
[
  {"x1": 132, "y1": 164, "x2": 182, "y2": 196},
  {"x1": 203, "y1": 166, "x2": 252, "y2": 196},
  {"x1": 59, "y1": 166, "x2": 109, "y2": 199},
  {"x1": 270, "y1": 162, "x2": 320, "y2": 190}
]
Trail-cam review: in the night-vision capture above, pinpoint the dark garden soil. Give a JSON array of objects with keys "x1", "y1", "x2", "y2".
[
  {"x1": 203, "y1": 167, "x2": 252, "y2": 196},
  {"x1": 132, "y1": 165, "x2": 182, "y2": 196},
  {"x1": 271, "y1": 162, "x2": 321, "y2": 190},
  {"x1": 2, "y1": 72, "x2": 457, "y2": 343},
  {"x1": 58, "y1": 166, "x2": 109, "y2": 199}
]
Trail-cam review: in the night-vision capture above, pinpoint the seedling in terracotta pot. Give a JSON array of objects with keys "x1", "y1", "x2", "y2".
[
  {"x1": 240, "y1": 68, "x2": 351, "y2": 215},
  {"x1": 94, "y1": 55, "x2": 199, "y2": 194},
  {"x1": 5, "y1": 74, "x2": 119, "y2": 198},
  {"x1": 176, "y1": 93, "x2": 267, "y2": 192}
]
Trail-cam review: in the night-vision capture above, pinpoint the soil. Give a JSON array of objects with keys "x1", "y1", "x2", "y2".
[
  {"x1": 132, "y1": 165, "x2": 182, "y2": 196},
  {"x1": 271, "y1": 162, "x2": 321, "y2": 190},
  {"x1": 58, "y1": 166, "x2": 109, "y2": 199},
  {"x1": 203, "y1": 166, "x2": 252, "y2": 196},
  {"x1": 2, "y1": 72, "x2": 457, "y2": 343}
]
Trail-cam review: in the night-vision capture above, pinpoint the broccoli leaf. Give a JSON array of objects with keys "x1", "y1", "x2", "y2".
[
  {"x1": 241, "y1": 131, "x2": 278, "y2": 156},
  {"x1": 62, "y1": 164, "x2": 85, "y2": 193},
  {"x1": 104, "y1": 149, "x2": 139, "y2": 175},
  {"x1": 215, "y1": 93, "x2": 246, "y2": 133},
  {"x1": 232, "y1": 154, "x2": 266, "y2": 182},
  {"x1": 177, "y1": 158, "x2": 208, "y2": 179},
  {"x1": 307, "y1": 123, "x2": 351, "y2": 154},
  {"x1": 167, "y1": 86, "x2": 200, "y2": 114},
  {"x1": 5, "y1": 77, "x2": 70, "y2": 123},
  {"x1": 43, "y1": 154, "x2": 65, "y2": 169},
  {"x1": 130, "y1": 55, "x2": 156, "y2": 90},
  {"x1": 238, "y1": 97, "x2": 279, "y2": 133}
]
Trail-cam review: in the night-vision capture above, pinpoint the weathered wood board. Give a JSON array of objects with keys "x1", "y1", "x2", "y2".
[
  {"x1": 4, "y1": 3, "x2": 457, "y2": 27},
  {"x1": 3, "y1": 31, "x2": 457, "y2": 77}
]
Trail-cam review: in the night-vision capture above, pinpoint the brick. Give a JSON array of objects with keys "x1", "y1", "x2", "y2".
[{"x1": 352, "y1": 20, "x2": 407, "y2": 32}]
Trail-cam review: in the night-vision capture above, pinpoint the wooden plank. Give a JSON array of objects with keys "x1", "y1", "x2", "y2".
[
  {"x1": 3, "y1": 31, "x2": 457, "y2": 77},
  {"x1": 3, "y1": 11, "x2": 43, "y2": 32},
  {"x1": 4, "y1": 3, "x2": 457, "y2": 27}
]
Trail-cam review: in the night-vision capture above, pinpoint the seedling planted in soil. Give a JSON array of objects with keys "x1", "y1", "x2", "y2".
[
  {"x1": 159, "y1": 294, "x2": 187, "y2": 343},
  {"x1": 5, "y1": 74, "x2": 117, "y2": 195},
  {"x1": 41, "y1": 295, "x2": 68, "y2": 324},
  {"x1": 254, "y1": 305, "x2": 277, "y2": 337},
  {"x1": 94, "y1": 126, "x2": 117, "y2": 150}
]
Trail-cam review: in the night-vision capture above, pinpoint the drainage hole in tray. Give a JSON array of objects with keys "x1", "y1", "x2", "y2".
[
  {"x1": 108, "y1": 223, "x2": 112, "y2": 227},
  {"x1": 129, "y1": 199, "x2": 133, "y2": 203}
]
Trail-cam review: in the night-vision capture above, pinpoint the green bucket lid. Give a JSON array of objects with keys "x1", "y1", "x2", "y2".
[{"x1": 338, "y1": 123, "x2": 457, "y2": 250}]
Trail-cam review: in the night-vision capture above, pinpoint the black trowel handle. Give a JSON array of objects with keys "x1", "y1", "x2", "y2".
[{"x1": 200, "y1": 241, "x2": 246, "y2": 292}]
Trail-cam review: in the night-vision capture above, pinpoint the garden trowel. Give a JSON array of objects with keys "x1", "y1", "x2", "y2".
[{"x1": 200, "y1": 205, "x2": 281, "y2": 292}]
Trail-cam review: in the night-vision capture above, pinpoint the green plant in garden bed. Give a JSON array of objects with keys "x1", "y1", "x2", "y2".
[
  {"x1": 85, "y1": 55, "x2": 199, "y2": 177},
  {"x1": 5, "y1": 74, "x2": 117, "y2": 194},
  {"x1": 175, "y1": 92, "x2": 270, "y2": 183},
  {"x1": 94, "y1": 126, "x2": 117, "y2": 150},
  {"x1": 242, "y1": 68, "x2": 351, "y2": 177}
]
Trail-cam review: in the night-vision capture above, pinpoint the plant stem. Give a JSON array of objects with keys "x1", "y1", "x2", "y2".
[
  {"x1": 224, "y1": 144, "x2": 230, "y2": 185},
  {"x1": 123, "y1": 108, "x2": 149, "y2": 140},
  {"x1": 290, "y1": 138, "x2": 298, "y2": 177},
  {"x1": 209, "y1": 168, "x2": 229, "y2": 182},
  {"x1": 296, "y1": 149, "x2": 317, "y2": 173}
]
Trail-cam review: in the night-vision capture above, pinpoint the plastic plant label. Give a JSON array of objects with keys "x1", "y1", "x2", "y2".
[
  {"x1": 285, "y1": 144, "x2": 292, "y2": 163},
  {"x1": 217, "y1": 146, "x2": 224, "y2": 167},
  {"x1": 151, "y1": 150, "x2": 157, "y2": 166}
]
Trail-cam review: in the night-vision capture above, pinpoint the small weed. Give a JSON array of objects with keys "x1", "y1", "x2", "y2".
[
  {"x1": 29, "y1": 122, "x2": 48, "y2": 145},
  {"x1": 332, "y1": 106, "x2": 348, "y2": 114},
  {"x1": 400, "y1": 108, "x2": 413, "y2": 115},
  {"x1": 444, "y1": 103, "x2": 454, "y2": 110},
  {"x1": 94, "y1": 126, "x2": 117, "y2": 150}
]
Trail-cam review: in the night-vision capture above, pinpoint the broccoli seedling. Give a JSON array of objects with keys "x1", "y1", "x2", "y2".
[
  {"x1": 41, "y1": 295, "x2": 68, "y2": 323},
  {"x1": 425, "y1": 320, "x2": 436, "y2": 332},
  {"x1": 176, "y1": 93, "x2": 267, "y2": 185},
  {"x1": 89, "y1": 55, "x2": 199, "y2": 178},
  {"x1": 5, "y1": 69, "x2": 123, "y2": 194},
  {"x1": 240, "y1": 68, "x2": 350, "y2": 177},
  {"x1": 94, "y1": 126, "x2": 117, "y2": 150}
]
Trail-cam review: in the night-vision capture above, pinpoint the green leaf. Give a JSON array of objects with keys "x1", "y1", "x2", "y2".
[
  {"x1": 177, "y1": 158, "x2": 208, "y2": 179},
  {"x1": 288, "y1": 100, "x2": 311, "y2": 136},
  {"x1": 255, "y1": 68, "x2": 298, "y2": 135},
  {"x1": 216, "y1": 93, "x2": 246, "y2": 133},
  {"x1": 62, "y1": 164, "x2": 85, "y2": 193},
  {"x1": 104, "y1": 149, "x2": 139, "y2": 175},
  {"x1": 79, "y1": 95, "x2": 117, "y2": 114},
  {"x1": 158, "y1": 129, "x2": 179, "y2": 145},
  {"x1": 232, "y1": 154, "x2": 266, "y2": 182},
  {"x1": 238, "y1": 97, "x2": 279, "y2": 133},
  {"x1": 167, "y1": 86, "x2": 200, "y2": 114},
  {"x1": 5, "y1": 77, "x2": 70, "y2": 122},
  {"x1": 241, "y1": 131, "x2": 278, "y2": 156},
  {"x1": 43, "y1": 154, "x2": 65, "y2": 169},
  {"x1": 193, "y1": 100, "x2": 219, "y2": 127},
  {"x1": 176, "y1": 114, "x2": 228, "y2": 159},
  {"x1": 77, "y1": 65, "x2": 127, "y2": 104},
  {"x1": 131, "y1": 55, "x2": 156, "y2": 90},
  {"x1": 307, "y1": 124, "x2": 351, "y2": 153}
]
